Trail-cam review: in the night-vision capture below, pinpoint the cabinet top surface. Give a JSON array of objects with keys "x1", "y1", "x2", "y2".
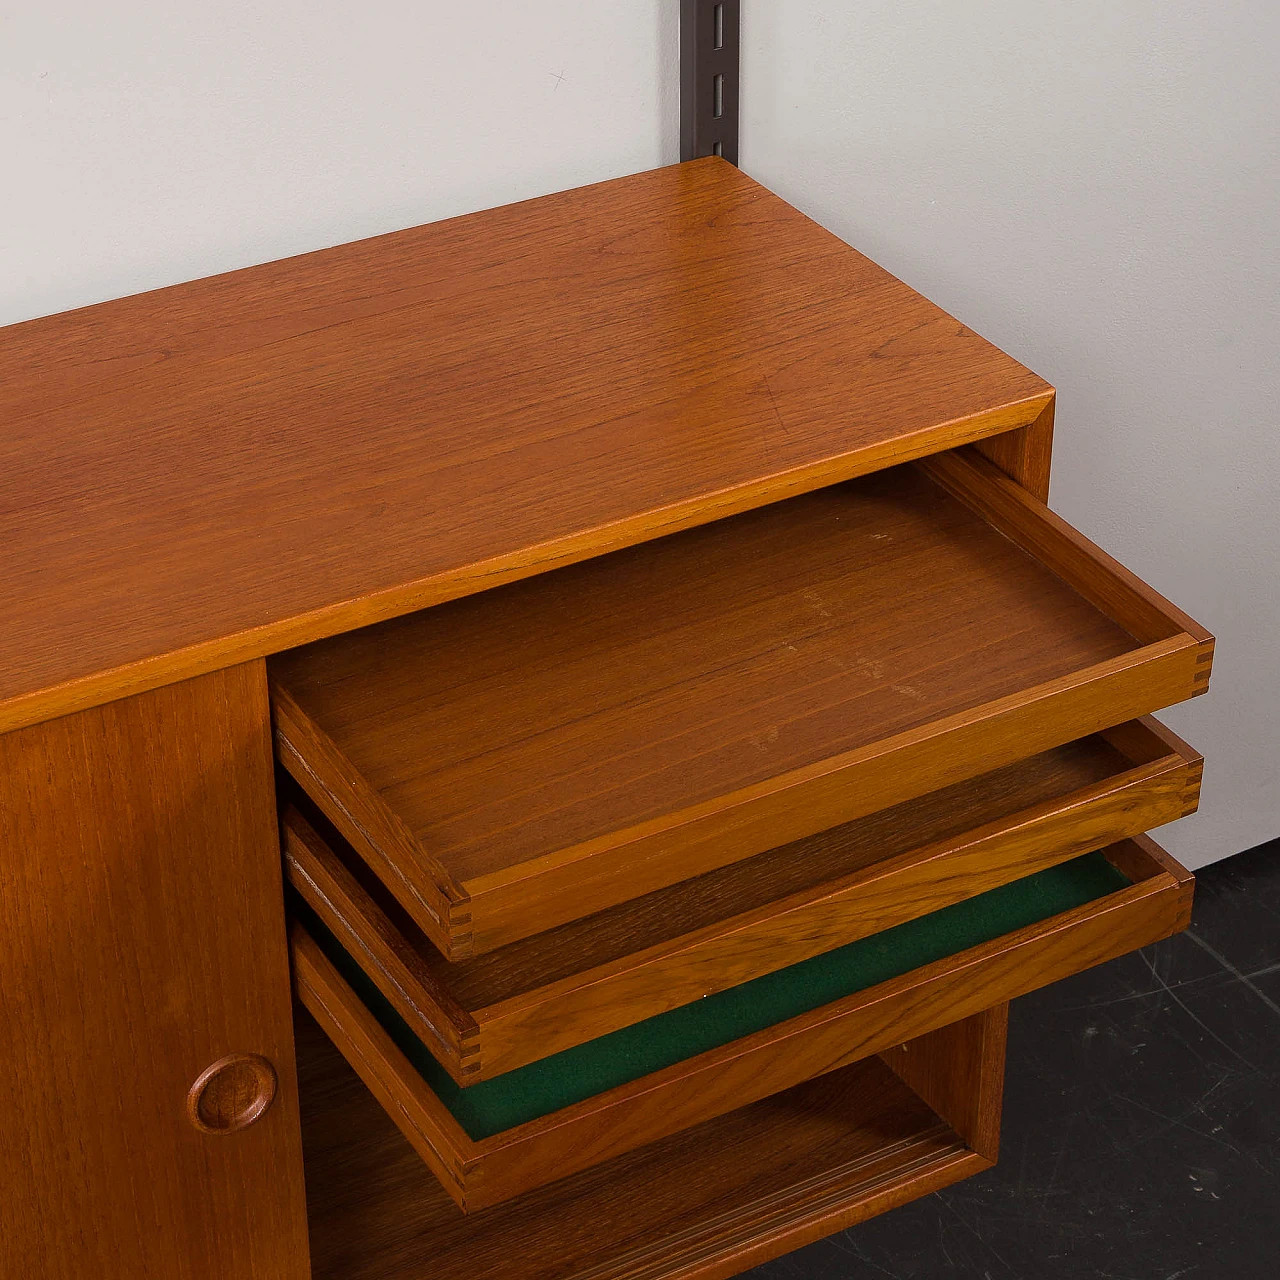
[{"x1": 0, "y1": 158, "x2": 1050, "y2": 733}]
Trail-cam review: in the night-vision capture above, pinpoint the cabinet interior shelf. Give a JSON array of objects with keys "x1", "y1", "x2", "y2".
[{"x1": 295, "y1": 1008, "x2": 999, "y2": 1280}]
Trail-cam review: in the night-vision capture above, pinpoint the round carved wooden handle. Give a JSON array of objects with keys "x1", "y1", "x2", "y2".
[{"x1": 186, "y1": 1053, "x2": 278, "y2": 1135}]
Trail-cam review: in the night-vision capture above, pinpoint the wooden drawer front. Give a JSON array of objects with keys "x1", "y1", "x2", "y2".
[
  {"x1": 284, "y1": 717, "x2": 1200, "y2": 1084},
  {"x1": 290, "y1": 835, "x2": 1191, "y2": 1212},
  {"x1": 270, "y1": 446, "x2": 1212, "y2": 961}
]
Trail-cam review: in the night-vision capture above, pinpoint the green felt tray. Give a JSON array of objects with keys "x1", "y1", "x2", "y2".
[{"x1": 296, "y1": 850, "x2": 1129, "y2": 1141}]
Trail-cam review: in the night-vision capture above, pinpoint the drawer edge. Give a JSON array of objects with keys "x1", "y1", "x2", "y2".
[{"x1": 274, "y1": 682, "x2": 475, "y2": 959}]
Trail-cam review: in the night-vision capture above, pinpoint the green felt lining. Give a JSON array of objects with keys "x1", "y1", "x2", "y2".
[{"x1": 297, "y1": 851, "x2": 1130, "y2": 1141}]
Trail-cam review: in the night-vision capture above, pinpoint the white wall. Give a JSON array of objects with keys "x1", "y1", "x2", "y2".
[
  {"x1": 3, "y1": 4, "x2": 1273, "y2": 869},
  {"x1": 0, "y1": 2, "x2": 679, "y2": 324},
  {"x1": 742, "y1": 0, "x2": 1279, "y2": 870}
]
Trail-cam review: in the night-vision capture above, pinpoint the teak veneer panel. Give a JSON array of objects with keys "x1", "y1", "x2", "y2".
[
  {"x1": 880, "y1": 1004, "x2": 1010, "y2": 1164},
  {"x1": 0, "y1": 664, "x2": 310, "y2": 1279},
  {"x1": 973, "y1": 397, "x2": 1055, "y2": 502},
  {"x1": 291, "y1": 836, "x2": 1192, "y2": 1211},
  {"x1": 273, "y1": 447, "x2": 1213, "y2": 958},
  {"x1": 297, "y1": 1008, "x2": 1004, "y2": 1280},
  {"x1": 0, "y1": 158, "x2": 1053, "y2": 736},
  {"x1": 283, "y1": 717, "x2": 1201, "y2": 1082}
]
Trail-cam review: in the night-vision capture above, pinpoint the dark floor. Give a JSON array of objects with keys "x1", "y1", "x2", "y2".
[{"x1": 748, "y1": 838, "x2": 1280, "y2": 1280}]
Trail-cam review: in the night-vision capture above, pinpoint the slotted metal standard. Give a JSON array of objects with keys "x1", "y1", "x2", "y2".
[{"x1": 680, "y1": 0, "x2": 740, "y2": 163}]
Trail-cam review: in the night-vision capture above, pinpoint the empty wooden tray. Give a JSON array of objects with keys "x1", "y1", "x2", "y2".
[
  {"x1": 290, "y1": 835, "x2": 1192, "y2": 1211},
  {"x1": 298, "y1": 1005, "x2": 1008, "y2": 1280},
  {"x1": 282, "y1": 717, "x2": 1200, "y2": 1083},
  {"x1": 271, "y1": 446, "x2": 1213, "y2": 959}
]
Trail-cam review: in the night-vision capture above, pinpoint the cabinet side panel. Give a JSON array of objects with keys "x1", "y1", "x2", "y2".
[
  {"x1": 0, "y1": 662, "x2": 310, "y2": 1279},
  {"x1": 879, "y1": 1003, "x2": 1009, "y2": 1161},
  {"x1": 974, "y1": 395, "x2": 1055, "y2": 501}
]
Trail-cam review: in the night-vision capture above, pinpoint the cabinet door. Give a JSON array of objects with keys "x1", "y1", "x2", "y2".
[{"x1": 0, "y1": 662, "x2": 310, "y2": 1279}]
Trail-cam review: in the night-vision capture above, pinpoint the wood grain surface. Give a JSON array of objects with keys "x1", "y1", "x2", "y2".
[
  {"x1": 273, "y1": 450, "x2": 1211, "y2": 957},
  {"x1": 290, "y1": 835, "x2": 1191, "y2": 1212},
  {"x1": 0, "y1": 158, "x2": 1052, "y2": 736},
  {"x1": 918, "y1": 447, "x2": 1215, "y2": 654},
  {"x1": 0, "y1": 663, "x2": 310, "y2": 1279},
  {"x1": 881, "y1": 1003, "x2": 1009, "y2": 1163},
  {"x1": 973, "y1": 396, "x2": 1055, "y2": 501},
  {"x1": 296, "y1": 1008, "x2": 996, "y2": 1280},
  {"x1": 282, "y1": 718, "x2": 1201, "y2": 1082}
]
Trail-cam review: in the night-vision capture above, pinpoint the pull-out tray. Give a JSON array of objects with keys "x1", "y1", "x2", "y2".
[
  {"x1": 290, "y1": 835, "x2": 1192, "y2": 1212},
  {"x1": 283, "y1": 718, "x2": 1200, "y2": 1083},
  {"x1": 271, "y1": 446, "x2": 1211, "y2": 959}
]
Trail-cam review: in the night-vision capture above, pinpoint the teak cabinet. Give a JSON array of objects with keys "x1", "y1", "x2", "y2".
[{"x1": 0, "y1": 159, "x2": 1211, "y2": 1279}]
